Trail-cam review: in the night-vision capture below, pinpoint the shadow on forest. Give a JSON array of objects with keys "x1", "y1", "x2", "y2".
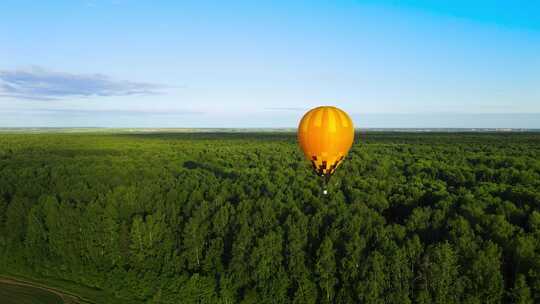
[
  {"x1": 6, "y1": 148, "x2": 123, "y2": 158},
  {"x1": 110, "y1": 131, "x2": 540, "y2": 145},
  {"x1": 183, "y1": 160, "x2": 239, "y2": 179},
  {"x1": 111, "y1": 132, "x2": 298, "y2": 142}
]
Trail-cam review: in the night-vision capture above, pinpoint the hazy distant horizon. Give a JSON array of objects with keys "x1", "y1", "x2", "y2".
[{"x1": 1, "y1": 112, "x2": 538, "y2": 129}]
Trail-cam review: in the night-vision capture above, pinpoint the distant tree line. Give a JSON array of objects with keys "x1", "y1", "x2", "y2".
[{"x1": 0, "y1": 132, "x2": 539, "y2": 303}]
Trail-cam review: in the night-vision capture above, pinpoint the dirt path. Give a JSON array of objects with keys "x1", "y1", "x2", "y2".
[{"x1": 0, "y1": 276, "x2": 94, "y2": 304}]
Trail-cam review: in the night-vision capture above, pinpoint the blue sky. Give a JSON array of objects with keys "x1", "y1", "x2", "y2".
[{"x1": 0, "y1": 0, "x2": 539, "y2": 128}]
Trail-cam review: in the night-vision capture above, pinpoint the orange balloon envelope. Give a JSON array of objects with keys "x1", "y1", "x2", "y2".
[{"x1": 298, "y1": 106, "x2": 354, "y2": 177}]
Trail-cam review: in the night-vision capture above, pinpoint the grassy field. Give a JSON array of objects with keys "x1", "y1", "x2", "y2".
[
  {"x1": 0, "y1": 273, "x2": 137, "y2": 304},
  {"x1": 0, "y1": 281, "x2": 63, "y2": 304}
]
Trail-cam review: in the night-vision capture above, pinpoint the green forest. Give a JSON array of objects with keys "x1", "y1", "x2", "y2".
[{"x1": 0, "y1": 132, "x2": 539, "y2": 303}]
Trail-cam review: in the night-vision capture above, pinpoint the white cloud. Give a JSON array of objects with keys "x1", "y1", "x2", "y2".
[{"x1": 0, "y1": 67, "x2": 167, "y2": 100}]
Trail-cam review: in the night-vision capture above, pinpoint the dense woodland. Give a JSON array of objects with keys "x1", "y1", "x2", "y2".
[{"x1": 1, "y1": 132, "x2": 540, "y2": 303}]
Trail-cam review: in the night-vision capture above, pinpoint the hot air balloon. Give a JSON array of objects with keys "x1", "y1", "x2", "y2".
[{"x1": 298, "y1": 106, "x2": 354, "y2": 194}]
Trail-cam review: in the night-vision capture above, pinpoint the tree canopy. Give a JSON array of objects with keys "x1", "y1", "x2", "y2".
[{"x1": 1, "y1": 132, "x2": 539, "y2": 303}]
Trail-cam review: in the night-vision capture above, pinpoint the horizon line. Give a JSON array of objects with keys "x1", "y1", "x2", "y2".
[{"x1": 1, "y1": 127, "x2": 539, "y2": 133}]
